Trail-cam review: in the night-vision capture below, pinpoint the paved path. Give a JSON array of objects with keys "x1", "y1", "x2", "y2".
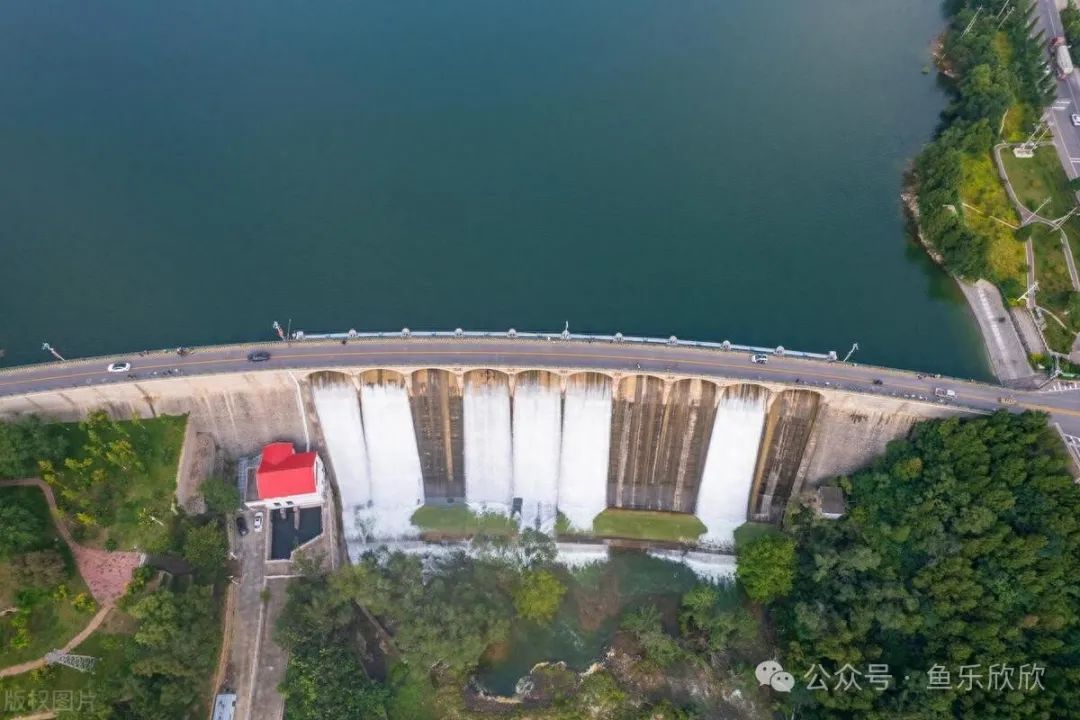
[{"x1": 0, "y1": 479, "x2": 140, "y2": 679}]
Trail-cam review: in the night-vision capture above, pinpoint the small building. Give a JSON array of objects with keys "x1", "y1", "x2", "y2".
[
  {"x1": 241, "y1": 442, "x2": 326, "y2": 510},
  {"x1": 815, "y1": 486, "x2": 845, "y2": 520},
  {"x1": 212, "y1": 692, "x2": 236, "y2": 720}
]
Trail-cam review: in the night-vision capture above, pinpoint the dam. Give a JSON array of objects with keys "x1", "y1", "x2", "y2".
[{"x1": 0, "y1": 334, "x2": 984, "y2": 561}]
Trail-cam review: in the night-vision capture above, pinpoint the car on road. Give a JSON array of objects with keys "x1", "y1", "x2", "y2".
[
  {"x1": 247, "y1": 350, "x2": 271, "y2": 362},
  {"x1": 1072, "y1": 113, "x2": 1080, "y2": 127},
  {"x1": 872, "y1": 379, "x2": 883, "y2": 385},
  {"x1": 749, "y1": 353, "x2": 768, "y2": 364},
  {"x1": 253, "y1": 512, "x2": 264, "y2": 532},
  {"x1": 999, "y1": 396, "x2": 1018, "y2": 406},
  {"x1": 235, "y1": 516, "x2": 249, "y2": 537},
  {"x1": 934, "y1": 387, "x2": 957, "y2": 399},
  {"x1": 107, "y1": 361, "x2": 131, "y2": 373}
]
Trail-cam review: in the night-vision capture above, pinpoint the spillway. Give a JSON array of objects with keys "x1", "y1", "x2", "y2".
[
  {"x1": 358, "y1": 371, "x2": 425, "y2": 539},
  {"x1": 464, "y1": 370, "x2": 514, "y2": 514},
  {"x1": 512, "y1": 371, "x2": 562, "y2": 532},
  {"x1": 410, "y1": 369, "x2": 465, "y2": 502},
  {"x1": 750, "y1": 389, "x2": 821, "y2": 521},
  {"x1": 557, "y1": 373, "x2": 612, "y2": 531},
  {"x1": 608, "y1": 375, "x2": 666, "y2": 509},
  {"x1": 310, "y1": 374, "x2": 373, "y2": 560},
  {"x1": 695, "y1": 384, "x2": 768, "y2": 546},
  {"x1": 652, "y1": 379, "x2": 719, "y2": 513}
]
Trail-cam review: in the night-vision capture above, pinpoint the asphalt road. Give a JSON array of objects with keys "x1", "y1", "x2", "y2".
[
  {"x1": 4, "y1": 337, "x2": 1080, "y2": 436},
  {"x1": 1038, "y1": 0, "x2": 1080, "y2": 180}
]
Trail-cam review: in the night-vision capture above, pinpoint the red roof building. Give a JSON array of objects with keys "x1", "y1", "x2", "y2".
[{"x1": 255, "y1": 442, "x2": 321, "y2": 502}]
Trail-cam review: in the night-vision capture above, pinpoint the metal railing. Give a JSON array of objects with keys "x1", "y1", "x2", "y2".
[{"x1": 291, "y1": 327, "x2": 841, "y2": 362}]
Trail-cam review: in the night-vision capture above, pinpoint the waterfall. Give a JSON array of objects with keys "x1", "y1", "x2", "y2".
[
  {"x1": 695, "y1": 385, "x2": 768, "y2": 546},
  {"x1": 311, "y1": 378, "x2": 372, "y2": 561},
  {"x1": 557, "y1": 374, "x2": 612, "y2": 531},
  {"x1": 359, "y1": 377, "x2": 425, "y2": 539},
  {"x1": 464, "y1": 372, "x2": 514, "y2": 514},
  {"x1": 512, "y1": 372, "x2": 562, "y2": 532}
]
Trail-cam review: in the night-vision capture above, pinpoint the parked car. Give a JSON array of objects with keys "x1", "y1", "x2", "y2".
[
  {"x1": 1071, "y1": 113, "x2": 1080, "y2": 127},
  {"x1": 107, "y1": 361, "x2": 131, "y2": 373},
  {"x1": 247, "y1": 350, "x2": 271, "y2": 362},
  {"x1": 235, "y1": 516, "x2": 249, "y2": 536},
  {"x1": 749, "y1": 353, "x2": 769, "y2": 364},
  {"x1": 253, "y1": 512, "x2": 264, "y2": 532}
]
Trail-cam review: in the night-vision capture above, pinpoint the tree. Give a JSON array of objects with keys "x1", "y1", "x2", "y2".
[
  {"x1": 513, "y1": 569, "x2": 566, "y2": 624},
  {"x1": 181, "y1": 523, "x2": 228, "y2": 583},
  {"x1": 735, "y1": 533, "x2": 795, "y2": 603},
  {"x1": 200, "y1": 476, "x2": 242, "y2": 515},
  {"x1": 778, "y1": 412, "x2": 1080, "y2": 718},
  {"x1": 10, "y1": 550, "x2": 67, "y2": 589},
  {"x1": 0, "y1": 417, "x2": 66, "y2": 479},
  {"x1": 279, "y1": 645, "x2": 388, "y2": 720},
  {"x1": 622, "y1": 605, "x2": 682, "y2": 668},
  {"x1": 0, "y1": 504, "x2": 43, "y2": 557}
]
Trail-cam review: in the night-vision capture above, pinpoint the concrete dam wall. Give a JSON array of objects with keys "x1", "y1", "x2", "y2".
[{"x1": 0, "y1": 366, "x2": 963, "y2": 556}]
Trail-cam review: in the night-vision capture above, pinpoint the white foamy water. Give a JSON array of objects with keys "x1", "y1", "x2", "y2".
[
  {"x1": 556, "y1": 542, "x2": 610, "y2": 568},
  {"x1": 311, "y1": 380, "x2": 373, "y2": 561},
  {"x1": 647, "y1": 549, "x2": 737, "y2": 582},
  {"x1": 464, "y1": 374, "x2": 514, "y2": 514},
  {"x1": 512, "y1": 375, "x2": 562, "y2": 532},
  {"x1": 359, "y1": 380, "x2": 426, "y2": 539},
  {"x1": 557, "y1": 376, "x2": 612, "y2": 531},
  {"x1": 695, "y1": 387, "x2": 767, "y2": 546}
]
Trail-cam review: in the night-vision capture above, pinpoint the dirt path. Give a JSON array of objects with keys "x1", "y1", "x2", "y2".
[{"x1": 0, "y1": 478, "x2": 142, "y2": 678}]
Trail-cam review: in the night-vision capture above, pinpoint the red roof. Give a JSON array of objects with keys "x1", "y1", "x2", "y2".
[{"x1": 256, "y1": 443, "x2": 318, "y2": 500}]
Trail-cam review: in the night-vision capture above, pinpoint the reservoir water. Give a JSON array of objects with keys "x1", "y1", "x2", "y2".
[{"x1": 0, "y1": 0, "x2": 989, "y2": 378}]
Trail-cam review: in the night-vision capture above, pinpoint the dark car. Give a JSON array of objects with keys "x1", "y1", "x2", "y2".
[
  {"x1": 872, "y1": 379, "x2": 883, "y2": 385},
  {"x1": 235, "y1": 516, "x2": 249, "y2": 536},
  {"x1": 247, "y1": 350, "x2": 272, "y2": 362}
]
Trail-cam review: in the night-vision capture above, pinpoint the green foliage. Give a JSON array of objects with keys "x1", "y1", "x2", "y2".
[
  {"x1": 915, "y1": 0, "x2": 1054, "y2": 281},
  {"x1": 779, "y1": 411, "x2": 1080, "y2": 718},
  {"x1": 0, "y1": 416, "x2": 67, "y2": 479},
  {"x1": 735, "y1": 533, "x2": 795, "y2": 604},
  {"x1": 0, "y1": 505, "x2": 44, "y2": 558},
  {"x1": 1063, "y1": 4, "x2": 1080, "y2": 47},
  {"x1": 513, "y1": 569, "x2": 567, "y2": 624},
  {"x1": 279, "y1": 644, "x2": 389, "y2": 720},
  {"x1": 343, "y1": 551, "x2": 511, "y2": 673},
  {"x1": 10, "y1": 550, "x2": 67, "y2": 590},
  {"x1": 622, "y1": 605, "x2": 682, "y2": 668},
  {"x1": 200, "y1": 476, "x2": 242, "y2": 515},
  {"x1": 124, "y1": 585, "x2": 221, "y2": 718},
  {"x1": 678, "y1": 585, "x2": 757, "y2": 654},
  {"x1": 592, "y1": 509, "x2": 706, "y2": 543},
  {"x1": 181, "y1": 521, "x2": 228, "y2": 584}
]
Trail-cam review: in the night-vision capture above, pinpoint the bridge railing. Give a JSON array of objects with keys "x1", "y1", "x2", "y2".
[{"x1": 292, "y1": 328, "x2": 840, "y2": 362}]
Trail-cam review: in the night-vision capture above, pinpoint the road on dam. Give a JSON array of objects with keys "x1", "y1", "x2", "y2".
[{"x1": 4, "y1": 337, "x2": 1080, "y2": 438}]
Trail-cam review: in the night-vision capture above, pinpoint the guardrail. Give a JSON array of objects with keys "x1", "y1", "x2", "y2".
[{"x1": 292, "y1": 328, "x2": 841, "y2": 362}]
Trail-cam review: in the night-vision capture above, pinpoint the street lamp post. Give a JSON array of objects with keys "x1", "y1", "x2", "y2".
[{"x1": 41, "y1": 342, "x2": 65, "y2": 361}]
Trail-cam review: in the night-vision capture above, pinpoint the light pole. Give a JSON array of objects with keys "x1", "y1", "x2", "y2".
[
  {"x1": 41, "y1": 342, "x2": 65, "y2": 361},
  {"x1": 272, "y1": 321, "x2": 286, "y2": 342},
  {"x1": 842, "y1": 342, "x2": 859, "y2": 363}
]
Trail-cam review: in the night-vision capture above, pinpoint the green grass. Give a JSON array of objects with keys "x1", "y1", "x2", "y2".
[
  {"x1": 51, "y1": 415, "x2": 186, "y2": 552},
  {"x1": 0, "y1": 619, "x2": 134, "y2": 719},
  {"x1": 1001, "y1": 145, "x2": 1077, "y2": 221},
  {"x1": 0, "y1": 486, "x2": 93, "y2": 668},
  {"x1": 591, "y1": 509, "x2": 705, "y2": 543},
  {"x1": 410, "y1": 505, "x2": 518, "y2": 537},
  {"x1": 960, "y1": 152, "x2": 1025, "y2": 285},
  {"x1": 732, "y1": 522, "x2": 782, "y2": 549}
]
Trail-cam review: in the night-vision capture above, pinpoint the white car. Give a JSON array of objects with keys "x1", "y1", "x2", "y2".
[
  {"x1": 1071, "y1": 113, "x2": 1080, "y2": 127},
  {"x1": 750, "y1": 353, "x2": 769, "y2": 364},
  {"x1": 253, "y1": 512, "x2": 264, "y2": 532},
  {"x1": 107, "y1": 362, "x2": 131, "y2": 373}
]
